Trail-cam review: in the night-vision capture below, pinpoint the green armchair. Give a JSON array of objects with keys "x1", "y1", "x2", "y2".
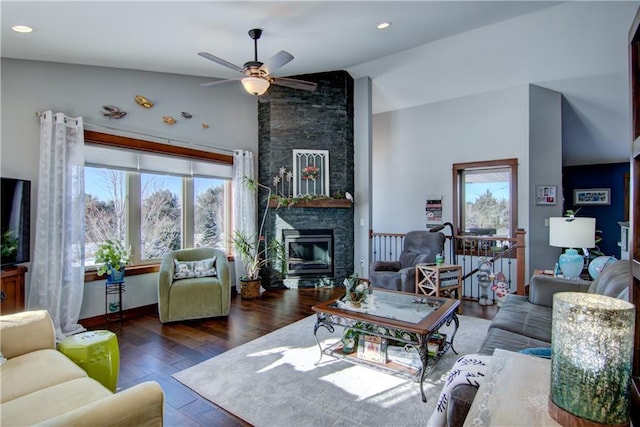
[{"x1": 158, "y1": 247, "x2": 231, "y2": 323}]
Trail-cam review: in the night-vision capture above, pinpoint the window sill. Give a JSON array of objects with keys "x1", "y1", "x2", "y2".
[
  {"x1": 83, "y1": 255, "x2": 235, "y2": 283},
  {"x1": 84, "y1": 264, "x2": 160, "y2": 283}
]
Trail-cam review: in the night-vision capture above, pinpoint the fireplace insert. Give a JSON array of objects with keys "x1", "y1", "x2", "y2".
[{"x1": 283, "y1": 229, "x2": 334, "y2": 277}]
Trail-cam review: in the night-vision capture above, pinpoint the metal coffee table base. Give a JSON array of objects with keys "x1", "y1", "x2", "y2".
[{"x1": 314, "y1": 312, "x2": 459, "y2": 402}]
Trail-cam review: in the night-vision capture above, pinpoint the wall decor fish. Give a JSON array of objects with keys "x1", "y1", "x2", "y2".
[
  {"x1": 134, "y1": 95, "x2": 154, "y2": 108},
  {"x1": 181, "y1": 112, "x2": 192, "y2": 119},
  {"x1": 100, "y1": 105, "x2": 127, "y2": 119},
  {"x1": 163, "y1": 115, "x2": 176, "y2": 125}
]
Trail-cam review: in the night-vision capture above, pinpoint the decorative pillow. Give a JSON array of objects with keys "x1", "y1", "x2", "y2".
[{"x1": 173, "y1": 256, "x2": 217, "y2": 280}]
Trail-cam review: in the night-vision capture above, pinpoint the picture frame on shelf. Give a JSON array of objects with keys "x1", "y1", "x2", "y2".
[
  {"x1": 293, "y1": 149, "x2": 329, "y2": 197},
  {"x1": 573, "y1": 188, "x2": 611, "y2": 206},
  {"x1": 357, "y1": 334, "x2": 387, "y2": 364},
  {"x1": 535, "y1": 185, "x2": 557, "y2": 205}
]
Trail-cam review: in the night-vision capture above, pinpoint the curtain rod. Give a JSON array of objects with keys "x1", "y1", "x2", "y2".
[{"x1": 34, "y1": 111, "x2": 235, "y2": 155}]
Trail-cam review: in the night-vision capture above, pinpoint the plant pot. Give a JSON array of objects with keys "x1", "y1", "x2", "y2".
[
  {"x1": 106, "y1": 266, "x2": 125, "y2": 284},
  {"x1": 240, "y1": 277, "x2": 262, "y2": 299},
  {"x1": 341, "y1": 328, "x2": 358, "y2": 354}
]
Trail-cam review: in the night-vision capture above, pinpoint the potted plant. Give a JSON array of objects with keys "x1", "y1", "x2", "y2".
[
  {"x1": 233, "y1": 230, "x2": 281, "y2": 298},
  {"x1": 233, "y1": 176, "x2": 280, "y2": 298},
  {"x1": 95, "y1": 239, "x2": 131, "y2": 283}
]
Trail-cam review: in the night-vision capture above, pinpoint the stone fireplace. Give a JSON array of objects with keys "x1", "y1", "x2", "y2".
[{"x1": 258, "y1": 70, "x2": 354, "y2": 288}]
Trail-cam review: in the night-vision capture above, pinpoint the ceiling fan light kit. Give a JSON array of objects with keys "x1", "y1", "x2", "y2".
[
  {"x1": 241, "y1": 76, "x2": 270, "y2": 96},
  {"x1": 198, "y1": 28, "x2": 317, "y2": 96}
]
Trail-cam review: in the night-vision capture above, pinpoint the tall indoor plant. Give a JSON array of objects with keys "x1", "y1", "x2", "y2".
[{"x1": 233, "y1": 177, "x2": 282, "y2": 298}]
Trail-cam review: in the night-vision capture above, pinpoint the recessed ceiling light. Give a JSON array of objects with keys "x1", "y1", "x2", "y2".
[
  {"x1": 12, "y1": 25, "x2": 33, "y2": 33},
  {"x1": 377, "y1": 22, "x2": 391, "y2": 30}
]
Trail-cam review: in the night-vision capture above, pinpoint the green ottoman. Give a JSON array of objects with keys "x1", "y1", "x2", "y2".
[{"x1": 58, "y1": 330, "x2": 120, "y2": 392}]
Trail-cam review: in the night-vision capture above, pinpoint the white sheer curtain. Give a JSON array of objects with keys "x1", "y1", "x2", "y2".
[
  {"x1": 232, "y1": 150, "x2": 256, "y2": 283},
  {"x1": 28, "y1": 111, "x2": 86, "y2": 340}
]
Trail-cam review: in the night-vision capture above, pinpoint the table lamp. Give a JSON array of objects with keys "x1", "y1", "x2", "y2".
[
  {"x1": 549, "y1": 292, "x2": 635, "y2": 426},
  {"x1": 548, "y1": 217, "x2": 595, "y2": 280}
]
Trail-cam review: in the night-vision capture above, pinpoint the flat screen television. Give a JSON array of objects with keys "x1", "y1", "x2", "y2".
[{"x1": 1, "y1": 177, "x2": 31, "y2": 268}]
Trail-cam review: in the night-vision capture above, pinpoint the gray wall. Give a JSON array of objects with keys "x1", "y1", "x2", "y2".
[
  {"x1": 371, "y1": 86, "x2": 530, "y2": 232},
  {"x1": 353, "y1": 77, "x2": 373, "y2": 275},
  {"x1": 370, "y1": 84, "x2": 581, "y2": 279},
  {"x1": 528, "y1": 85, "x2": 563, "y2": 271},
  {"x1": 1, "y1": 58, "x2": 258, "y2": 318}
]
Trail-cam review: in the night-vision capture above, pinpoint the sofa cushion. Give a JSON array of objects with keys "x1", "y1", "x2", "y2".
[
  {"x1": 368, "y1": 271, "x2": 402, "y2": 291},
  {"x1": 0, "y1": 349, "x2": 87, "y2": 403},
  {"x1": 478, "y1": 328, "x2": 550, "y2": 356},
  {"x1": 486, "y1": 295, "x2": 553, "y2": 343},
  {"x1": 0, "y1": 310, "x2": 56, "y2": 359},
  {"x1": 1, "y1": 377, "x2": 111, "y2": 426},
  {"x1": 588, "y1": 259, "x2": 630, "y2": 299}
]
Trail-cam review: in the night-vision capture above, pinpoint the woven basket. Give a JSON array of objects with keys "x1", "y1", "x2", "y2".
[{"x1": 240, "y1": 278, "x2": 261, "y2": 299}]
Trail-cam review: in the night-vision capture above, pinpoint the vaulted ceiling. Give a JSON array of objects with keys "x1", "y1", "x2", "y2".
[{"x1": 2, "y1": 1, "x2": 637, "y2": 165}]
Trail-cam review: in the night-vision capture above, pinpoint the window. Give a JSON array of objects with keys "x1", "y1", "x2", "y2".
[
  {"x1": 83, "y1": 131, "x2": 233, "y2": 268},
  {"x1": 140, "y1": 173, "x2": 182, "y2": 260},
  {"x1": 453, "y1": 159, "x2": 518, "y2": 239},
  {"x1": 85, "y1": 167, "x2": 127, "y2": 267},
  {"x1": 194, "y1": 177, "x2": 228, "y2": 249}
]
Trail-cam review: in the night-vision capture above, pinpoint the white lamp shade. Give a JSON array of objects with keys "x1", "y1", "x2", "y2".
[
  {"x1": 549, "y1": 217, "x2": 595, "y2": 248},
  {"x1": 241, "y1": 77, "x2": 270, "y2": 96}
]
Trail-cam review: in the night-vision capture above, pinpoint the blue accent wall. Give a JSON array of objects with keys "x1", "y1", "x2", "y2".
[{"x1": 562, "y1": 162, "x2": 629, "y2": 258}]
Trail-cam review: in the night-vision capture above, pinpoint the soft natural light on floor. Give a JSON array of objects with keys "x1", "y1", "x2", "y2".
[
  {"x1": 245, "y1": 337, "x2": 437, "y2": 408},
  {"x1": 247, "y1": 339, "x2": 340, "y2": 373},
  {"x1": 321, "y1": 364, "x2": 419, "y2": 407}
]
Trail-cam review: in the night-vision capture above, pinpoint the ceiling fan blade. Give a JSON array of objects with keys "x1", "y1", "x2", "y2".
[
  {"x1": 200, "y1": 78, "x2": 241, "y2": 88},
  {"x1": 197, "y1": 52, "x2": 244, "y2": 74},
  {"x1": 271, "y1": 77, "x2": 318, "y2": 92},
  {"x1": 259, "y1": 50, "x2": 294, "y2": 76}
]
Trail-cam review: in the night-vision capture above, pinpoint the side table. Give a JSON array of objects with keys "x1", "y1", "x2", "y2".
[
  {"x1": 415, "y1": 263, "x2": 463, "y2": 314},
  {"x1": 58, "y1": 330, "x2": 120, "y2": 392},
  {"x1": 0, "y1": 266, "x2": 27, "y2": 315}
]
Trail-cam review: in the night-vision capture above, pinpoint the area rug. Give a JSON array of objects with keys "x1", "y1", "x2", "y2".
[{"x1": 173, "y1": 314, "x2": 490, "y2": 426}]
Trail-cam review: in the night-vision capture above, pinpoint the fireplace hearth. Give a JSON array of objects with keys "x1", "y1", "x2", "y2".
[{"x1": 283, "y1": 229, "x2": 334, "y2": 277}]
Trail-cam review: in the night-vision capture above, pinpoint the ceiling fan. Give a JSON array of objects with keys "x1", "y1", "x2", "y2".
[{"x1": 198, "y1": 29, "x2": 318, "y2": 96}]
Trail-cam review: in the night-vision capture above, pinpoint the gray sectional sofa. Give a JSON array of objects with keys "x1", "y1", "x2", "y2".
[{"x1": 446, "y1": 260, "x2": 631, "y2": 427}]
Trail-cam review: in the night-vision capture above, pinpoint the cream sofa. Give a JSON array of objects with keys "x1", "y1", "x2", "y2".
[{"x1": 0, "y1": 310, "x2": 164, "y2": 426}]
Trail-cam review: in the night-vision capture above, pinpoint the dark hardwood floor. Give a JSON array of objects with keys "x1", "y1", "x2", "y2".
[{"x1": 92, "y1": 288, "x2": 497, "y2": 426}]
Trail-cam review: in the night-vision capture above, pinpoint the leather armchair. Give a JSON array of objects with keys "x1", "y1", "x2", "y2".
[
  {"x1": 158, "y1": 247, "x2": 231, "y2": 323},
  {"x1": 369, "y1": 230, "x2": 445, "y2": 293}
]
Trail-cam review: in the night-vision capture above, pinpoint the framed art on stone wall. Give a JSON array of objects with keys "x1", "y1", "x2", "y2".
[{"x1": 293, "y1": 149, "x2": 329, "y2": 197}]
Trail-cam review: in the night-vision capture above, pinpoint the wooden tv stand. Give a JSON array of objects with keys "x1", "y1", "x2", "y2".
[{"x1": 1, "y1": 265, "x2": 27, "y2": 314}]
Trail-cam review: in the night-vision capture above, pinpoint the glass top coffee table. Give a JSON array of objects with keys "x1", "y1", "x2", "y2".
[{"x1": 312, "y1": 288, "x2": 460, "y2": 402}]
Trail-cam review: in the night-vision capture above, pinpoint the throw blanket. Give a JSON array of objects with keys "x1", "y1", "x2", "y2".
[{"x1": 427, "y1": 354, "x2": 492, "y2": 427}]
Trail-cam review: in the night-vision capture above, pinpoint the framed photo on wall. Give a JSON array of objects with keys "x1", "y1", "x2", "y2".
[
  {"x1": 536, "y1": 185, "x2": 557, "y2": 205},
  {"x1": 573, "y1": 188, "x2": 611, "y2": 206},
  {"x1": 293, "y1": 149, "x2": 330, "y2": 197}
]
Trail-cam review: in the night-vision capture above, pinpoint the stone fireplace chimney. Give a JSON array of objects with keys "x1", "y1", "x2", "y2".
[{"x1": 258, "y1": 71, "x2": 355, "y2": 288}]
